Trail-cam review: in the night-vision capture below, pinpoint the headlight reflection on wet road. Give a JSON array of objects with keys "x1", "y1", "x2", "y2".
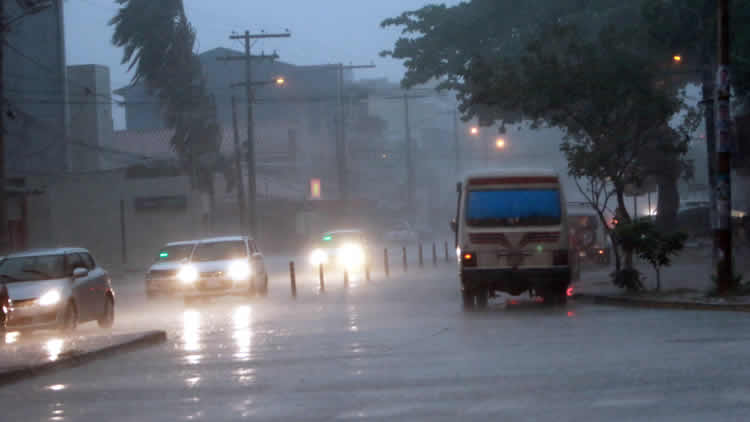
[
  {"x1": 45, "y1": 338, "x2": 64, "y2": 361},
  {"x1": 232, "y1": 305, "x2": 253, "y2": 361},
  {"x1": 4, "y1": 331, "x2": 19, "y2": 344},
  {"x1": 183, "y1": 310, "x2": 202, "y2": 364}
]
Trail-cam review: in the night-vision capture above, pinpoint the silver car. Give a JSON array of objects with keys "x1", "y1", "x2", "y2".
[
  {"x1": 0, "y1": 248, "x2": 115, "y2": 332},
  {"x1": 174, "y1": 236, "x2": 268, "y2": 304},
  {"x1": 145, "y1": 240, "x2": 199, "y2": 298}
]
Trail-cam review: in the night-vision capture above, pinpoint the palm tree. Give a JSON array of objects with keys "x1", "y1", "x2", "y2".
[{"x1": 110, "y1": 0, "x2": 232, "y2": 222}]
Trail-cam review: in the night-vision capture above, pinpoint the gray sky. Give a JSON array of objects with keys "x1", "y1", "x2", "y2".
[{"x1": 64, "y1": 0, "x2": 459, "y2": 129}]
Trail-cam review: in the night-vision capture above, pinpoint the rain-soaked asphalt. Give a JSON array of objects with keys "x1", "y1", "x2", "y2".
[{"x1": 1, "y1": 258, "x2": 750, "y2": 421}]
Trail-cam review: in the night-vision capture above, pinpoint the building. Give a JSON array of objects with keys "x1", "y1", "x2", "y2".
[
  {"x1": 67, "y1": 64, "x2": 114, "y2": 172},
  {"x1": 3, "y1": 0, "x2": 69, "y2": 176},
  {"x1": 112, "y1": 48, "x2": 375, "y2": 201}
]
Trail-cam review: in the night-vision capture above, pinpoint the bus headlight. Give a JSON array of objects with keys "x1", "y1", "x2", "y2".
[
  {"x1": 310, "y1": 249, "x2": 329, "y2": 266},
  {"x1": 228, "y1": 261, "x2": 251, "y2": 281},
  {"x1": 177, "y1": 265, "x2": 199, "y2": 284}
]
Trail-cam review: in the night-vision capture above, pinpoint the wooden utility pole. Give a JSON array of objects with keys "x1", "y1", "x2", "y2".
[
  {"x1": 335, "y1": 63, "x2": 375, "y2": 202},
  {"x1": 385, "y1": 92, "x2": 430, "y2": 225},
  {"x1": 219, "y1": 30, "x2": 291, "y2": 237},
  {"x1": 231, "y1": 96, "x2": 247, "y2": 232},
  {"x1": 0, "y1": 0, "x2": 6, "y2": 253},
  {"x1": 716, "y1": 0, "x2": 734, "y2": 292},
  {"x1": 404, "y1": 93, "x2": 415, "y2": 225},
  {"x1": 454, "y1": 109, "x2": 461, "y2": 176}
]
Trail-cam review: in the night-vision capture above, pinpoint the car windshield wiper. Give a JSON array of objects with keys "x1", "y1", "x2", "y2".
[
  {"x1": 0, "y1": 274, "x2": 20, "y2": 282},
  {"x1": 22, "y1": 269, "x2": 52, "y2": 278}
]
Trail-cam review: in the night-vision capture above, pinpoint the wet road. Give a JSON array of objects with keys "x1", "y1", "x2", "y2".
[{"x1": 1, "y1": 260, "x2": 749, "y2": 421}]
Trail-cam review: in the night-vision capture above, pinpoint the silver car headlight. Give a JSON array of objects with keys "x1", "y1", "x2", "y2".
[
  {"x1": 38, "y1": 289, "x2": 61, "y2": 306},
  {"x1": 228, "y1": 260, "x2": 251, "y2": 281},
  {"x1": 177, "y1": 265, "x2": 199, "y2": 284},
  {"x1": 309, "y1": 249, "x2": 329, "y2": 266}
]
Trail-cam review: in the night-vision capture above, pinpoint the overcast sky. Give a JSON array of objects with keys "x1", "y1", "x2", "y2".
[{"x1": 64, "y1": 0, "x2": 460, "y2": 129}]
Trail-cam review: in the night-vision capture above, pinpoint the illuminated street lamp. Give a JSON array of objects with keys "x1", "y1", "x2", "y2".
[
  {"x1": 495, "y1": 138, "x2": 506, "y2": 149},
  {"x1": 673, "y1": 55, "x2": 682, "y2": 63},
  {"x1": 275, "y1": 76, "x2": 286, "y2": 86},
  {"x1": 470, "y1": 126, "x2": 479, "y2": 136}
]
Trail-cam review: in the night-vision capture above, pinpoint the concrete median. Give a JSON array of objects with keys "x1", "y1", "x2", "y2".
[
  {"x1": 0, "y1": 330, "x2": 166, "y2": 387},
  {"x1": 574, "y1": 293, "x2": 750, "y2": 313}
]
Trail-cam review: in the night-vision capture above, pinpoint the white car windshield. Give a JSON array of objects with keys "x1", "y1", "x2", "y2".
[
  {"x1": 191, "y1": 241, "x2": 247, "y2": 262},
  {"x1": 0, "y1": 255, "x2": 67, "y2": 282},
  {"x1": 156, "y1": 244, "x2": 194, "y2": 262}
]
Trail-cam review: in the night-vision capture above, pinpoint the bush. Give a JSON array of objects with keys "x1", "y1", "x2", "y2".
[{"x1": 613, "y1": 220, "x2": 687, "y2": 291}]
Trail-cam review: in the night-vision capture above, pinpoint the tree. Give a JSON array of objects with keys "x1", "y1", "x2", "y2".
[
  {"x1": 382, "y1": 1, "x2": 691, "y2": 285},
  {"x1": 381, "y1": 1, "x2": 640, "y2": 125},
  {"x1": 110, "y1": 0, "x2": 232, "y2": 218}
]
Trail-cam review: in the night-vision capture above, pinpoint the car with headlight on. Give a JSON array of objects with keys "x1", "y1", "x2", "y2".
[
  {"x1": 0, "y1": 248, "x2": 115, "y2": 332},
  {"x1": 308, "y1": 230, "x2": 370, "y2": 273},
  {"x1": 176, "y1": 236, "x2": 268, "y2": 304},
  {"x1": 145, "y1": 240, "x2": 198, "y2": 298}
]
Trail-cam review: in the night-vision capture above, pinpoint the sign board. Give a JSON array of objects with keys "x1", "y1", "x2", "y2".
[
  {"x1": 310, "y1": 178, "x2": 321, "y2": 200},
  {"x1": 134, "y1": 195, "x2": 188, "y2": 212}
]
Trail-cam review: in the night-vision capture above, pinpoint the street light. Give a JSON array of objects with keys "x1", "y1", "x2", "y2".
[
  {"x1": 673, "y1": 55, "x2": 683, "y2": 63},
  {"x1": 275, "y1": 76, "x2": 286, "y2": 86},
  {"x1": 470, "y1": 126, "x2": 479, "y2": 136},
  {"x1": 495, "y1": 138, "x2": 506, "y2": 149}
]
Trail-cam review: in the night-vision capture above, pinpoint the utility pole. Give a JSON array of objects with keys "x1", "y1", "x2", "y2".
[
  {"x1": 384, "y1": 92, "x2": 430, "y2": 225},
  {"x1": 716, "y1": 0, "x2": 733, "y2": 291},
  {"x1": 231, "y1": 96, "x2": 247, "y2": 232},
  {"x1": 701, "y1": 0, "x2": 719, "y2": 274},
  {"x1": 334, "y1": 63, "x2": 375, "y2": 202},
  {"x1": 404, "y1": 93, "x2": 415, "y2": 225},
  {"x1": 220, "y1": 30, "x2": 291, "y2": 237},
  {"x1": 0, "y1": 0, "x2": 7, "y2": 253},
  {"x1": 454, "y1": 109, "x2": 461, "y2": 176}
]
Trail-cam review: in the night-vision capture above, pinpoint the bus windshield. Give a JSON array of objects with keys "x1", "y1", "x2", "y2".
[{"x1": 466, "y1": 189, "x2": 562, "y2": 227}]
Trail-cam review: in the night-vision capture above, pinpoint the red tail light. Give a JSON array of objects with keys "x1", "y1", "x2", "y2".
[
  {"x1": 553, "y1": 250, "x2": 569, "y2": 266},
  {"x1": 566, "y1": 286, "x2": 574, "y2": 297},
  {"x1": 462, "y1": 252, "x2": 477, "y2": 267}
]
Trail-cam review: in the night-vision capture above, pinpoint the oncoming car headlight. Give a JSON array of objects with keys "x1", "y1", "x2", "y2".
[
  {"x1": 38, "y1": 289, "x2": 61, "y2": 306},
  {"x1": 309, "y1": 249, "x2": 329, "y2": 266},
  {"x1": 337, "y1": 243, "x2": 365, "y2": 267},
  {"x1": 228, "y1": 260, "x2": 251, "y2": 281},
  {"x1": 177, "y1": 265, "x2": 199, "y2": 284}
]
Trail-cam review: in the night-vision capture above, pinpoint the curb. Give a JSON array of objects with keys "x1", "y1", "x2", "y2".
[
  {"x1": 574, "y1": 293, "x2": 750, "y2": 313},
  {"x1": 0, "y1": 330, "x2": 167, "y2": 387}
]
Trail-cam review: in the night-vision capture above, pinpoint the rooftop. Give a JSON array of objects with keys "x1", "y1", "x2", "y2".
[{"x1": 196, "y1": 236, "x2": 250, "y2": 244}]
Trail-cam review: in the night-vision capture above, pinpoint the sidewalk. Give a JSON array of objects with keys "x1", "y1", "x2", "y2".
[
  {"x1": 573, "y1": 247, "x2": 750, "y2": 311},
  {"x1": 0, "y1": 330, "x2": 166, "y2": 386}
]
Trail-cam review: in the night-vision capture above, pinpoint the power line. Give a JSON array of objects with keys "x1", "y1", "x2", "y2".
[{"x1": 3, "y1": 40, "x2": 116, "y2": 104}]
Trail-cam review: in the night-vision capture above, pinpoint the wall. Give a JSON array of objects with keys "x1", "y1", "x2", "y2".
[
  {"x1": 25, "y1": 168, "x2": 315, "y2": 270},
  {"x1": 26, "y1": 170, "x2": 198, "y2": 271}
]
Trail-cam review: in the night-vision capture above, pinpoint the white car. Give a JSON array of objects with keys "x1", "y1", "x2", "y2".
[
  {"x1": 308, "y1": 230, "x2": 370, "y2": 274},
  {"x1": 0, "y1": 248, "x2": 115, "y2": 332},
  {"x1": 145, "y1": 240, "x2": 199, "y2": 298},
  {"x1": 174, "y1": 236, "x2": 268, "y2": 304}
]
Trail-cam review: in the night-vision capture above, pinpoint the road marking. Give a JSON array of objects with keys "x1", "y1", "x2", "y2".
[
  {"x1": 464, "y1": 399, "x2": 530, "y2": 413},
  {"x1": 591, "y1": 398, "x2": 659, "y2": 408},
  {"x1": 337, "y1": 404, "x2": 420, "y2": 419}
]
